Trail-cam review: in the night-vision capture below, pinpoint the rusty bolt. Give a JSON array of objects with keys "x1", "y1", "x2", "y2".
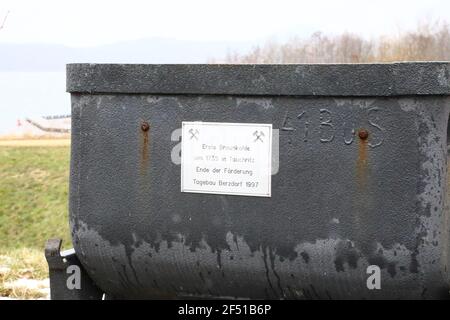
[
  {"x1": 141, "y1": 122, "x2": 150, "y2": 132},
  {"x1": 358, "y1": 129, "x2": 369, "y2": 140}
]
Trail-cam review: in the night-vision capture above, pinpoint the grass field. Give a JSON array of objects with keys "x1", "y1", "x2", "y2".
[{"x1": 0, "y1": 144, "x2": 71, "y2": 298}]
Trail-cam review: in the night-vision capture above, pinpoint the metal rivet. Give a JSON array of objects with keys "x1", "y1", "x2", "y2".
[
  {"x1": 141, "y1": 122, "x2": 150, "y2": 132},
  {"x1": 358, "y1": 129, "x2": 369, "y2": 140}
]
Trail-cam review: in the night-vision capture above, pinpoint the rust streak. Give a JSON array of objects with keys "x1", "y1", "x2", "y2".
[
  {"x1": 353, "y1": 128, "x2": 371, "y2": 240},
  {"x1": 140, "y1": 122, "x2": 150, "y2": 174},
  {"x1": 356, "y1": 129, "x2": 369, "y2": 189}
]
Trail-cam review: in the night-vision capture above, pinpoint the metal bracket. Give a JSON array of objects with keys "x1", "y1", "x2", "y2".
[{"x1": 45, "y1": 238, "x2": 103, "y2": 300}]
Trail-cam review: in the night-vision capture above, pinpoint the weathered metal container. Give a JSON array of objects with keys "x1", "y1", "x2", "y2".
[{"x1": 50, "y1": 63, "x2": 450, "y2": 299}]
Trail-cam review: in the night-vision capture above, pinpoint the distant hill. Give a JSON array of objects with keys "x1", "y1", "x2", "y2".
[{"x1": 0, "y1": 38, "x2": 254, "y2": 72}]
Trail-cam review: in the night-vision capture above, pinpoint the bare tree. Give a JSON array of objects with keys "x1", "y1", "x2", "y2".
[{"x1": 0, "y1": 10, "x2": 9, "y2": 31}]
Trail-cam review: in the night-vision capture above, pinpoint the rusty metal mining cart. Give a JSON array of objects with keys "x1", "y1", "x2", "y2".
[{"x1": 46, "y1": 63, "x2": 450, "y2": 299}]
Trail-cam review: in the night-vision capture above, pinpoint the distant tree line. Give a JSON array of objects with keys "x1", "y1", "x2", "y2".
[{"x1": 212, "y1": 20, "x2": 450, "y2": 63}]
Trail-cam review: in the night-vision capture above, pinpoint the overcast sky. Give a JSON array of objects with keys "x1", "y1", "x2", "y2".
[{"x1": 1, "y1": 0, "x2": 450, "y2": 47}]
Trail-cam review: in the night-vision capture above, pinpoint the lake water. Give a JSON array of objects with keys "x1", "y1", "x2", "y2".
[{"x1": 0, "y1": 72, "x2": 70, "y2": 135}]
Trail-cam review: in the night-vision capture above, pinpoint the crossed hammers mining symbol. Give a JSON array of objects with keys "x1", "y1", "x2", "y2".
[
  {"x1": 253, "y1": 130, "x2": 265, "y2": 142},
  {"x1": 189, "y1": 128, "x2": 199, "y2": 140}
]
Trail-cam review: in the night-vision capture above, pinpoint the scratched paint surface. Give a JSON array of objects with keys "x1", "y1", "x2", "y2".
[{"x1": 69, "y1": 94, "x2": 450, "y2": 299}]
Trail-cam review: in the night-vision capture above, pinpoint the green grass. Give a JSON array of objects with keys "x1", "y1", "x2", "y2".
[
  {"x1": 0, "y1": 146, "x2": 71, "y2": 298},
  {"x1": 0, "y1": 146, "x2": 71, "y2": 250}
]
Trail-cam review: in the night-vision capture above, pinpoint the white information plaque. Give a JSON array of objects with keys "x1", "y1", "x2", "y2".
[{"x1": 181, "y1": 122, "x2": 272, "y2": 197}]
